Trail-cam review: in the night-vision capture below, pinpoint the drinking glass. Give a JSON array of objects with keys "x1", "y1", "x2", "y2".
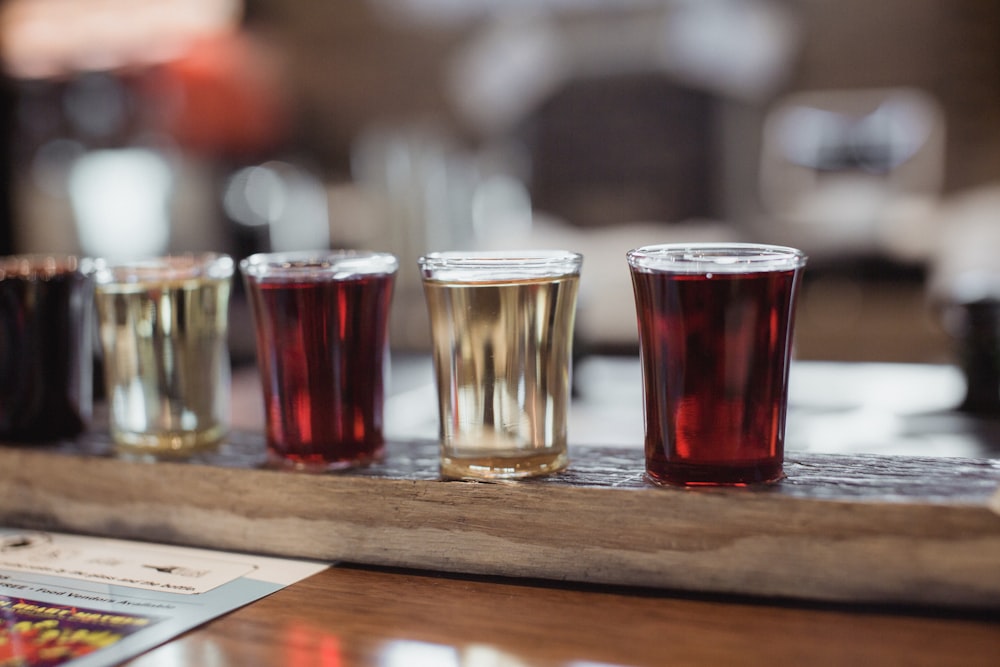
[
  {"x1": 0, "y1": 255, "x2": 94, "y2": 442},
  {"x1": 241, "y1": 250, "x2": 398, "y2": 471},
  {"x1": 419, "y1": 250, "x2": 582, "y2": 480},
  {"x1": 93, "y1": 253, "x2": 233, "y2": 454},
  {"x1": 627, "y1": 243, "x2": 806, "y2": 486}
]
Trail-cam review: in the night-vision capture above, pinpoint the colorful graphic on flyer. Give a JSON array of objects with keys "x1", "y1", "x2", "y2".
[
  {"x1": 0, "y1": 528, "x2": 328, "y2": 667},
  {"x1": 0, "y1": 597, "x2": 161, "y2": 667}
]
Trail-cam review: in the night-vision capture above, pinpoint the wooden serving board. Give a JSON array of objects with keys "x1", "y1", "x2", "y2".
[{"x1": 1, "y1": 432, "x2": 998, "y2": 610}]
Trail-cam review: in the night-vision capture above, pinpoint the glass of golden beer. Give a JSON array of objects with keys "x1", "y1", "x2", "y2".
[
  {"x1": 93, "y1": 253, "x2": 233, "y2": 455},
  {"x1": 419, "y1": 250, "x2": 582, "y2": 480}
]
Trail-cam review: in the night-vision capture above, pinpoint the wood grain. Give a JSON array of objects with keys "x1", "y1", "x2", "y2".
[
  {"x1": 1, "y1": 433, "x2": 999, "y2": 610},
  {"x1": 126, "y1": 566, "x2": 1000, "y2": 667}
]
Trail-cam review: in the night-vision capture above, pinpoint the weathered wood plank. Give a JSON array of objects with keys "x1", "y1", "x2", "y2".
[{"x1": 1, "y1": 433, "x2": 998, "y2": 610}]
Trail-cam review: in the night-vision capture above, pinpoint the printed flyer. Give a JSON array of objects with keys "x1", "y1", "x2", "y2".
[{"x1": 0, "y1": 529, "x2": 328, "y2": 667}]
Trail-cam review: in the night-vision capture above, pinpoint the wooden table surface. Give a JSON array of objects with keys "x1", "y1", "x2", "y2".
[{"x1": 121, "y1": 564, "x2": 1000, "y2": 667}]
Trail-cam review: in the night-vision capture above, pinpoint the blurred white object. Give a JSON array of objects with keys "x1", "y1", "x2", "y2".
[
  {"x1": 758, "y1": 87, "x2": 945, "y2": 261},
  {"x1": 69, "y1": 148, "x2": 173, "y2": 260},
  {"x1": 448, "y1": 13, "x2": 566, "y2": 137},
  {"x1": 927, "y1": 185, "x2": 1000, "y2": 303},
  {"x1": 656, "y1": 0, "x2": 800, "y2": 101},
  {"x1": 448, "y1": 0, "x2": 799, "y2": 136},
  {"x1": 225, "y1": 161, "x2": 330, "y2": 252}
]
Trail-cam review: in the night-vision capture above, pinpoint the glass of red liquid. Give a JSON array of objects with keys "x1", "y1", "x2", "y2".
[
  {"x1": 0, "y1": 254, "x2": 94, "y2": 442},
  {"x1": 240, "y1": 250, "x2": 398, "y2": 471},
  {"x1": 627, "y1": 243, "x2": 807, "y2": 486}
]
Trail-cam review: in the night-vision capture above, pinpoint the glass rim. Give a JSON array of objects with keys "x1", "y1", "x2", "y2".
[
  {"x1": 419, "y1": 249, "x2": 582, "y2": 281},
  {"x1": 240, "y1": 250, "x2": 399, "y2": 281},
  {"x1": 91, "y1": 252, "x2": 234, "y2": 285},
  {"x1": 626, "y1": 243, "x2": 807, "y2": 274},
  {"x1": 0, "y1": 253, "x2": 90, "y2": 279}
]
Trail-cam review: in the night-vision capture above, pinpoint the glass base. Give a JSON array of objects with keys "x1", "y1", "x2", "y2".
[
  {"x1": 266, "y1": 446, "x2": 384, "y2": 473},
  {"x1": 645, "y1": 459, "x2": 784, "y2": 487},
  {"x1": 112, "y1": 425, "x2": 226, "y2": 458},
  {"x1": 441, "y1": 449, "x2": 569, "y2": 480}
]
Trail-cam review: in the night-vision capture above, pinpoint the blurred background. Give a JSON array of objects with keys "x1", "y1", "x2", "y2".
[{"x1": 2, "y1": 0, "x2": 1000, "y2": 381}]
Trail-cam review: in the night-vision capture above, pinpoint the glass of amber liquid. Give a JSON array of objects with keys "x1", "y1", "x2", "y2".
[
  {"x1": 0, "y1": 255, "x2": 94, "y2": 442},
  {"x1": 419, "y1": 250, "x2": 582, "y2": 480},
  {"x1": 93, "y1": 253, "x2": 234, "y2": 455},
  {"x1": 241, "y1": 250, "x2": 398, "y2": 471},
  {"x1": 627, "y1": 243, "x2": 807, "y2": 486}
]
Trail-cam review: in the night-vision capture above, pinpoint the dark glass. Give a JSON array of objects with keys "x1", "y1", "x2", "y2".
[
  {"x1": 0, "y1": 257, "x2": 93, "y2": 441},
  {"x1": 245, "y1": 274, "x2": 394, "y2": 470},
  {"x1": 631, "y1": 269, "x2": 800, "y2": 486}
]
